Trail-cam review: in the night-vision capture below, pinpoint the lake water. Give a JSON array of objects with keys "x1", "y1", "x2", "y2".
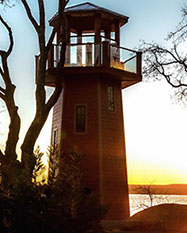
[{"x1": 129, "y1": 194, "x2": 187, "y2": 216}]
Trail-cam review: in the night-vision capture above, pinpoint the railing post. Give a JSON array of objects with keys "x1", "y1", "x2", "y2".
[
  {"x1": 136, "y1": 51, "x2": 142, "y2": 75},
  {"x1": 86, "y1": 43, "x2": 92, "y2": 66},
  {"x1": 65, "y1": 44, "x2": 70, "y2": 66},
  {"x1": 77, "y1": 33, "x2": 82, "y2": 66},
  {"x1": 48, "y1": 44, "x2": 54, "y2": 69},
  {"x1": 102, "y1": 41, "x2": 110, "y2": 67}
]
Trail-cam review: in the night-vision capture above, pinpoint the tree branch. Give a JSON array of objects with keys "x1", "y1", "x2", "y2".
[
  {"x1": 0, "y1": 92, "x2": 5, "y2": 100},
  {"x1": 0, "y1": 16, "x2": 12, "y2": 87},
  {"x1": 154, "y1": 54, "x2": 187, "y2": 88},
  {"x1": 0, "y1": 85, "x2": 5, "y2": 100},
  {"x1": 0, "y1": 15, "x2": 13, "y2": 57},
  {"x1": 0, "y1": 66, "x2": 4, "y2": 76},
  {"x1": 34, "y1": 0, "x2": 47, "y2": 113},
  {"x1": 59, "y1": 0, "x2": 69, "y2": 15},
  {"x1": 21, "y1": 0, "x2": 40, "y2": 33},
  {"x1": 46, "y1": 80, "x2": 62, "y2": 111},
  {"x1": 21, "y1": 0, "x2": 68, "y2": 178},
  {"x1": 38, "y1": 0, "x2": 45, "y2": 30},
  {"x1": 0, "y1": 86, "x2": 5, "y2": 94},
  {"x1": 0, "y1": 15, "x2": 20, "y2": 161},
  {"x1": 46, "y1": 27, "x2": 56, "y2": 53}
]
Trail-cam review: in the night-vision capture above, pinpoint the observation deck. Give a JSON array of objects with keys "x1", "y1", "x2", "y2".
[{"x1": 44, "y1": 35, "x2": 142, "y2": 89}]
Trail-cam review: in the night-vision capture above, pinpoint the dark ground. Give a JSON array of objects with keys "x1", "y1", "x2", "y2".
[{"x1": 103, "y1": 204, "x2": 187, "y2": 233}]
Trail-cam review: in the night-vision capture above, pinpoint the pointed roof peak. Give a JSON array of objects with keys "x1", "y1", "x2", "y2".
[
  {"x1": 65, "y1": 2, "x2": 100, "y2": 11},
  {"x1": 65, "y1": 2, "x2": 128, "y2": 20},
  {"x1": 49, "y1": 2, "x2": 128, "y2": 27}
]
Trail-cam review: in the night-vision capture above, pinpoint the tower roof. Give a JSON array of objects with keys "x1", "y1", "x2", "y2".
[
  {"x1": 65, "y1": 2, "x2": 128, "y2": 20},
  {"x1": 49, "y1": 2, "x2": 129, "y2": 28},
  {"x1": 65, "y1": 2, "x2": 100, "y2": 11}
]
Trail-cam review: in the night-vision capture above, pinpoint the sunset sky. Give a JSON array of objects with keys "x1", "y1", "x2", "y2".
[{"x1": 0, "y1": 0, "x2": 187, "y2": 185}]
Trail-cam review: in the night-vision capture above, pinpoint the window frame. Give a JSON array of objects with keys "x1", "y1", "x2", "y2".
[
  {"x1": 107, "y1": 86, "x2": 115, "y2": 112},
  {"x1": 74, "y1": 104, "x2": 87, "y2": 134}
]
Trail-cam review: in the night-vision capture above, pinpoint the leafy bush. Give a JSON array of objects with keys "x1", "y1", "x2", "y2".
[{"x1": 0, "y1": 151, "x2": 107, "y2": 233}]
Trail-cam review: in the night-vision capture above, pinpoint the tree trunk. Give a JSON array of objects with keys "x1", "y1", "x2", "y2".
[{"x1": 21, "y1": 109, "x2": 49, "y2": 176}]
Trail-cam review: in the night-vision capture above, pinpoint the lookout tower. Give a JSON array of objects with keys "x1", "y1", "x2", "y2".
[{"x1": 45, "y1": 2, "x2": 142, "y2": 220}]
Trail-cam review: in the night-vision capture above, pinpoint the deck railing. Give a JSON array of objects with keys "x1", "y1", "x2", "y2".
[{"x1": 47, "y1": 41, "x2": 142, "y2": 75}]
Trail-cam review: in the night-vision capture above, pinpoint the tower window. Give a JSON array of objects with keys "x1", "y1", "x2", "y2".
[
  {"x1": 75, "y1": 105, "x2": 87, "y2": 133},
  {"x1": 107, "y1": 86, "x2": 115, "y2": 111}
]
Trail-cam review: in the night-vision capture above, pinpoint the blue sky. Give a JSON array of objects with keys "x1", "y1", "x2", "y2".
[{"x1": 0, "y1": 0, "x2": 187, "y2": 184}]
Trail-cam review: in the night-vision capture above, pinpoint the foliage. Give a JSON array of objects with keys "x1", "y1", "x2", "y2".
[
  {"x1": 32, "y1": 146, "x2": 46, "y2": 183},
  {"x1": 48, "y1": 145, "x2": 60, "y2": 182},
  {"x1": 141, "y1": 4, "x2": 187, "y2": 103},
  {"x1": 0, "y1": 151, "x2": 107, "y2": 233}
]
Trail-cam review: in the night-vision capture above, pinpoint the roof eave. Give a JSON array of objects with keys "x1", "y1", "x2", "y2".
[{"x1": 49, "y1": 11, "x2": 129, "y2": 27}]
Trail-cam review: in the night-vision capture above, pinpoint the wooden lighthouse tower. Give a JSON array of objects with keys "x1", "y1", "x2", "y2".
[{"x1": 45, "y1": 2, "x2": 142, "y2": 220}]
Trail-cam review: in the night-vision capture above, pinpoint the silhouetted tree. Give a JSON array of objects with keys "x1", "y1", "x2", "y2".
[
  {"x1": 0, "y1": 152, "x2": 107, "y2": 233},
  {"x1": 133, "y1": 183, "x2": 157, "y2": 208},
  {"x1": 141, "y1": 4, "x2": 187, "y2": 103},
  {"x1": 32, "y1": 146, "x2": 46, "y2": 183},
  {"x1": 0, "y1": 0, "x2": 69, "y2": 185},
  {"x1": 130, "y1": 182, "x2": 181, "y2": 214}
]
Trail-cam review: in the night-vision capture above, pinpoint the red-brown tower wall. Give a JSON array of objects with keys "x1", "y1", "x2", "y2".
[
  {"x1": 51, "y1": 91, "x2": 63, "y2": 147},
  {"x1": 51, "y1": 74, "x2": 129, "y2": 220},
  {"x1": 99, "y1": 78, "x2": 129, "y2": 220},
  {"x1": 60, "y1": 76, "x2": 100, "y2": 193}
]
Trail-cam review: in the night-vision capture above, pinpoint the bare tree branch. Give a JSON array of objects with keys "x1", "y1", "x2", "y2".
[
  {"x1": 59, "y1": 0, "x2": 69, "y2": 14},
  {"x1": 0, "y1": 86, "x2": 5, "y2": 93},
  {"x1": 141, "y1": 35, "x2": 187, "y2": 103},
  {"x1": 0, "y1": 66, "x2": 4, "y2": 76},
  {"x1": 38, "y1": 0, "x2": 45, "y2": 31},
  {"x1": 46, "y1": 27, "x2": 56, "y2": 53},
  {"x1": 46, "y1": 79, "x2": 62, "y2": 111},
  {"x1": 21, "y1": 0, "x2": 68, "y2": 177},
  {"x1": 0, "y1": 14, "x2": 21, "y2": 163},
  {"x1": 46, "y1": 3, "x2": 67, "y2": 110},
  {"x1": 0, "y1": 15, "x2": 13, "y2": 57},
  {"x1": 167, "y1": 4, "x2": 187, "y2": 42},
  {"x1": 0, "y1": 92, "x2": 5, "y2": 100},
  {"x1": 21, "y1": 0, "x2": 40, "y2": 33}
]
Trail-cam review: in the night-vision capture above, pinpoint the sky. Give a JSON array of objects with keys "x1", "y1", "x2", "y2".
[{"x1": 0, "y1": 0, "x2": 187, "y2": 185}]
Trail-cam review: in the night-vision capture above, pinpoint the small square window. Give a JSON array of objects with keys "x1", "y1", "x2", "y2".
[
  {"x1": 107, "y1": 86, "x2": 115, "y2": 111},
  {"x1": 75, "y1": 105, "x2": 87, "y2": 133}
]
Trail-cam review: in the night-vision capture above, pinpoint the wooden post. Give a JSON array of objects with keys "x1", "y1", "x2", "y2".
[
  {"x1": 94, "y1": 13, "x2": 101, "y2": 44},
  {"x1": 57, "y1": 26, "x2": 61, "y2": 43},
  {"x1": 104, "y1": 29, "x2": 111, "y2": 41},
  {"x1": 136, "y1": 52, "x2": 142, "y2": 75},
  {"x1": 102, "y1": 41, "x2": 110, "y2": 67},
  {"x1": 115, "y1": 21, "x2": 120, "y2": 46},
  {"x1": 65, "y1": 23, "x2": 71, "y2": 66},
  {"x1": 77, "y1": 30, "x2": 82, "y2": 66},
  {"x1": 48, "y1": 44, "x2": 54, "y2": 69},
  {"x1": 94, "y1": 13, "x2": 101, "y2": 66},
  {"x1": 86, "y1": 43, "x2": 92, "y2": 66}
]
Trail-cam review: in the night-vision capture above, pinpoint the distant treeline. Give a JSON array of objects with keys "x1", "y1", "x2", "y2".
[{"x1": 129, "y1": 184, "x2": 187, "y2": 195}]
